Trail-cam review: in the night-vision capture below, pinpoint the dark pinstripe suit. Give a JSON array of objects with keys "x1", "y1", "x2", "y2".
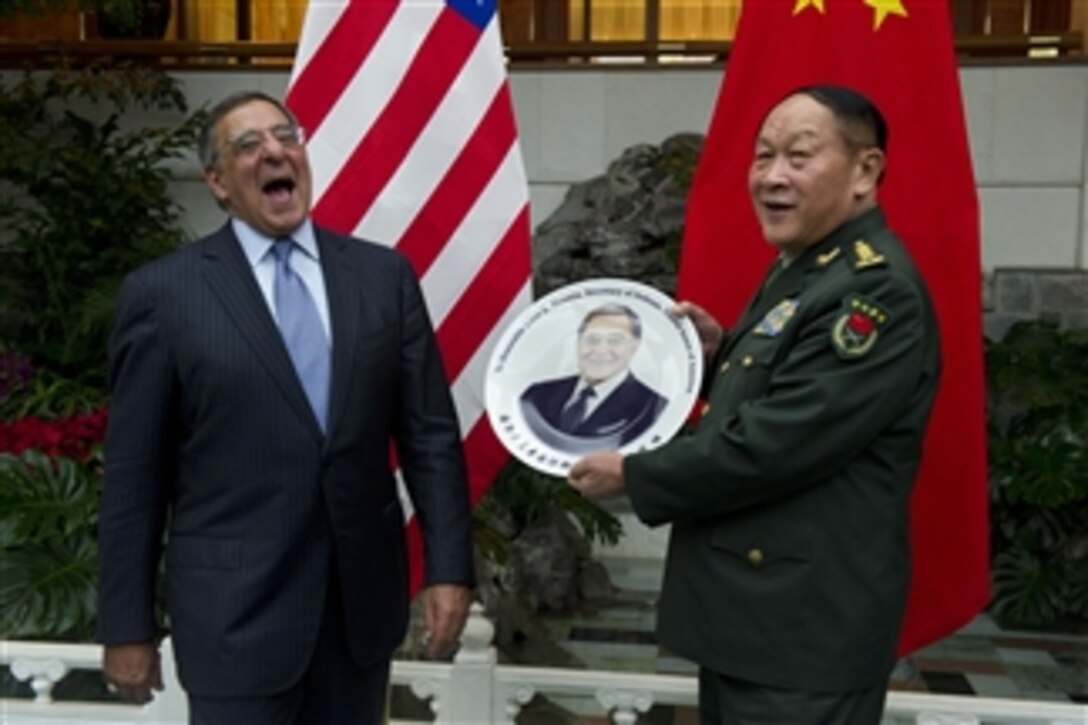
[{"x1": 96, "y1": 223, "x2": 474, "y2": 699}]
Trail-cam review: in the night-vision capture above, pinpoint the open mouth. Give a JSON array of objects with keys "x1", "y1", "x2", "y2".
[
  {"x1": 762, "y1": 201, "x2": 794, "y2": 212},
  {"x1": 262, "y1": 177, "x2": 296, "y2": 205}
]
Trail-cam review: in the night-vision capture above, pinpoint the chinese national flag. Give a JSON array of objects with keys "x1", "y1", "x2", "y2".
[{"x1": 678, "y1": 0, "x2": 989, "y2": 654}]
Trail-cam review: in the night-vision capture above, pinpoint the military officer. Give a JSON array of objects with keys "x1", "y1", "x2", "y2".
[{"x1": 568, "y1": 85, "x2": 941, "y2": 723}]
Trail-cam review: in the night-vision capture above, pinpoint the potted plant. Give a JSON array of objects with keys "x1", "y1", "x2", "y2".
[
  {"x1": 0, "y1": 60, "x2": 204, "y2": 641},
  {"x1": 987, "y1": 319, "x2": 1088, "y2": 629},
  {"x1": 0, "y1": 59, "x2": 203, "y2": 391}
]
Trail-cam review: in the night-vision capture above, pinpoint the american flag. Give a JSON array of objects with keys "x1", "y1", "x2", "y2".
[{"x1": 286, "y1": 0, "x2": 532, "y2": 589}]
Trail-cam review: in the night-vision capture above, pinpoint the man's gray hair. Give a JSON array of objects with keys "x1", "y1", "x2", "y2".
[{"x1": 578, "y1": 303, "x2": 642, "y2": 339}]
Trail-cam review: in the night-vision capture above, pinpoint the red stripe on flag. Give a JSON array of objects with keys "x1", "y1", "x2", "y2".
[
  {"x1": 285, "y1": 0, "x2": 398, "y2": 138},
  {"x1": 405, "y1": 516, "x2": 425, "y2": 595},
  {"x1": 434, "y1": 206, "x2": 531, "y2": 382},
  {"x1": 397, "y1": 84, "x2": 518, "y2": 278},
  {"x1": 312, "y1": 8, "x2": 481, "y2": 233}
]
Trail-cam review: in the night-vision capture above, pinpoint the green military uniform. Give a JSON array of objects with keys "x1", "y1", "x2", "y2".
[{"x1": 626, "y1": 207, "x2": 941, "y2": 704}]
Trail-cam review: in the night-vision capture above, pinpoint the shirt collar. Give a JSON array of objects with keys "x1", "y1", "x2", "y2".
[
  {"x1": 231, "y1": 217, "x2": 319, "y2": 268},
  {"x1": 576, "y1": 370, "x2": 628, "y2": 401}
]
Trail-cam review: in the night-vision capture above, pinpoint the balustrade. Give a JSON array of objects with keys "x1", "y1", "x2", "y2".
[{"x1": 3, "y1": 603, "x2": 1086, "y2": 724}]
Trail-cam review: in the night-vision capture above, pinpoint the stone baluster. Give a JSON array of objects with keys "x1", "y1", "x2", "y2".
[
  {"x1": 497, "y1": 681, "x2": 535, "y2": 722},
  {"x1": 439, "y1": 601, "x2": 508, "y2": 724},
  {"x1": 409, "y1": 677, "x2": 444, "y2": 716},
  {"x1": 597, "y1": 688, "x2": 653, "y2": 724},
  {"x1": 10, "y1": 657, "x2": 67, "y2": 704}
]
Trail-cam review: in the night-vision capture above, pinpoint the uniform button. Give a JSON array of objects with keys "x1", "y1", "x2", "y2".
[
  {"x1": 747, "y1": 548, "x2": 764, "y2": 567},
  {"x1": 742, "y1": 355, "x2": 754, "y2": 368},
  {"x1": 701, "y1": 403, "x2": 711, "y2": 416},
  {"x1": 719, "y1": 361, "x2": 731, "y2": 373}
]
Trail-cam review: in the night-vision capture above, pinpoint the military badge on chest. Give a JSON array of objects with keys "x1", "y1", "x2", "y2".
[
  {"x1": 753, "y1": 298, "x2": 800, "y2": 337},
  {"x1": 831, "y1": 294, "x2": 889, "y2": 359}
]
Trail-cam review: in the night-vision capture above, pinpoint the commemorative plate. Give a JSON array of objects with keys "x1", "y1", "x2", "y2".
[{"x1": 485, "y1": 278, "x2": 703, "y2": 477}]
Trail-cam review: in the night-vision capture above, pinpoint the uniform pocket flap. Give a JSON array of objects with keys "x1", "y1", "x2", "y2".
[{"x1": 710, "y1": 523, "x2": 814, "y2": 566}]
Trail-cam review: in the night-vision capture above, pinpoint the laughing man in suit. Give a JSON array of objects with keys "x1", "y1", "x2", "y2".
[
  {"x1": 519, "y1": 303, "x2": 668, "y2": 455},
  {"x1": 96, "y1": 90, "x2": 474, "y2": 724}
]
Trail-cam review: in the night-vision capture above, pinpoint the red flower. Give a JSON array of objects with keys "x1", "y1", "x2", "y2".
[{"x1": 0, "y1": 408, "x2": 108, "y2": 463}]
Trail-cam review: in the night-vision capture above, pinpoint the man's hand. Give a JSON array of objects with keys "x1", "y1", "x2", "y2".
[
  {"x1": 568, "y1": 451, "x2": 626, "y2": 499},
  {"x1": 673, "y1": 301, "x2": 723, "y2": 359},
  {"x1": 103, "y1": 641, "x2": 162, "y2": 704},
  {"x1": 420, "y1": 583, "x2": 471, "y2": 660}
]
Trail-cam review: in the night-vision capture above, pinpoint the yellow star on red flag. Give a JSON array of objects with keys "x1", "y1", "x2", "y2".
[
  {"x1": 793, "y1": 0, "x2": 826, "y2": 14},
  {"x1": 865, "y1": 0, "x2": 909, "y2": 30}
]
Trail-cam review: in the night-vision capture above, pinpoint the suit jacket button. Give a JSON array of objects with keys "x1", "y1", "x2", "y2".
[
  {"x1": 719, "y1": 360, "x2": 731, "y2": 373},
  {"x1": 742, "y1": 355, "x2": 754, "y2": 368},
  {"x1": 747, "y1": 548, "x2": 764, "y2": 567}
]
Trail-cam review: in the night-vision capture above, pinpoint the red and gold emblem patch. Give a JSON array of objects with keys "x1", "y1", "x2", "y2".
[{"x1": 831, "y1": 295, "x2": 889, "y2": 359}]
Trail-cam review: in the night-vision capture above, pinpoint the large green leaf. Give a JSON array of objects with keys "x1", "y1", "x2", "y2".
[
  {"x1": 478, "y1": 459, "x2": 623, "y2": 552},
  {"x1": 0, "y1": 534, "x2": 98, "y2": 640},
  {"x1": 990, "y1": 547, "x2": 1066, "y2": 626},
  {"x1": 0, "y1": 451, "x2": 100, "y2": 640},
  {"x1": 0, "y1": 451, "x2": 100, "y2": 548}
]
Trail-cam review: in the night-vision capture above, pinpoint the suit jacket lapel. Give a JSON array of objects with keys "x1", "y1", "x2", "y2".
[
  {"x1": 199, "y1": 225, "x2": 322, "y2": 437},
  {"x1": 318, "y1": 230, "x2": 360, "y2": 438}
]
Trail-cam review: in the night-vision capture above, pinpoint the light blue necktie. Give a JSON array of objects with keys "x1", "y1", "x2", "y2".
[{"x1": 272, "y1": 238, "x2": 330, "y2": 432}]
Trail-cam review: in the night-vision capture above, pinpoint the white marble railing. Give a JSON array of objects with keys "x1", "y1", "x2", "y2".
[{"x1": 3, "y1": 605, "x2": 1086, "y2": 724}]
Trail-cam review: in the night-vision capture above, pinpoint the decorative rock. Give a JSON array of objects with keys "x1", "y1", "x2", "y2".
[
  {"x1": 532, "y1": 133, "x2": 703, "y2": 298},
  {"x1": 578, "y1": 557, "x2": 618, "y2": 603},
  {"x1": 505, "y1": 509, "x2": 586, "y2": 612}
]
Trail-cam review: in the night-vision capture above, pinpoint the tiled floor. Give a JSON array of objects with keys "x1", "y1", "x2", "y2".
[{"x1": 500, "y1": 557, "x2": 1088, "y2": 722}]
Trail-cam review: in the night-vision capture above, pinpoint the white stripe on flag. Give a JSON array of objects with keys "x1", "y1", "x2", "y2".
[
  {"x1": 420, "y1": 146, "x2": 530, "y2": 326},
  {"x1": 355, "y1": 19, "x2": 507, "y2": 245},
  {"x1": 307, "y1": 3, "x2": 444, "y2": 210},
  {"x1": 290, "y1": 0, "x2": 349, "y2": 83}
]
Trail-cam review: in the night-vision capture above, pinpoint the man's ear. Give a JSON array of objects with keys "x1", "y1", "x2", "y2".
[
  {"x1": 203, "y1": 165, "x2": 230, "y2": 207},
  {"x1": 853, "y1": 147, "x2": 885, "y2": 198}
]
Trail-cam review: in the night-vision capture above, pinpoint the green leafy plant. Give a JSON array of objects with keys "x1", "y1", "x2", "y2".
[
  {"x1": 987, "y1": 320, "x2": 1088, "y2": 627},
  {"x1": 0, "y1": 60, "x2": 204, "y2": 389},
  {"x1": 473, "y1": 458, "x2": 622, "y2": 566},
  {"x1": 0, "y1": 366, "x2": 106, "y2": 421},
  {"x1": 0, "y1": 449, "x2": 101, "y2": 640},
  {"x1": 0, "y1": 61, "x2": 201, "y2": 643}
]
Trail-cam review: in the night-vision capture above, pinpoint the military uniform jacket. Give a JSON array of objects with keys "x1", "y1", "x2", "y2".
[{"x1": 625, "y1": 207, "x2": 941, "y2": 692}]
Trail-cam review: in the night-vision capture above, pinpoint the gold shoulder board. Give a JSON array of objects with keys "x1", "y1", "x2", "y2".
[{"x1": 853, "y1": 239, "x2": 886, "y2": 270}]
